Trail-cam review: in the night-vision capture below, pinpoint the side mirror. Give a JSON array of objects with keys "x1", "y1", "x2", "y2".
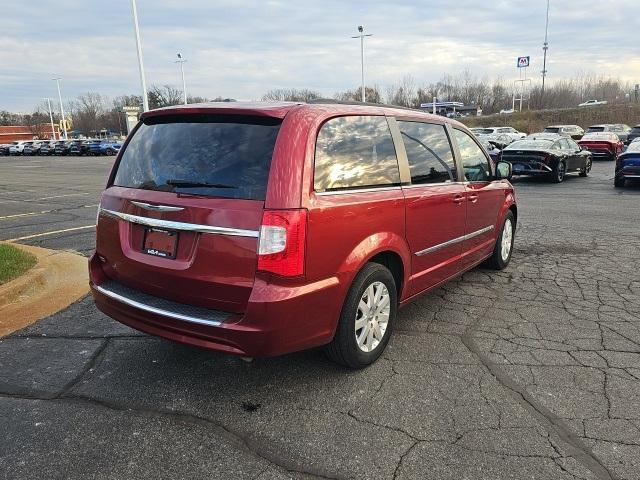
[{"x1": 495, "y1": 161, "x2": 512, "y2": 180}]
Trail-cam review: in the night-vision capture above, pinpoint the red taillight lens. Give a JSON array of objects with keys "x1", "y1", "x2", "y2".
[{"x1": 258, "y1": 209, "x2": 307, "y2": 277}]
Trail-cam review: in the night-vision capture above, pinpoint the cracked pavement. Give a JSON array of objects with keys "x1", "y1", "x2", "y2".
[{"x1": 1, "y1": 157, "x2": 639, "y2": 479}]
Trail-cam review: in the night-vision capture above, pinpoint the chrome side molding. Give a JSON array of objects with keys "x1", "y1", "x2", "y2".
[
  {"x1": 415, "y1": 225, "x2": 495, "y2": 256},
  {"x1": 130, "y1": 201, "x2": 184, "y2": 212},
  {"x1": 99, "y1": 208, "x2": 259, "y2": 238}
]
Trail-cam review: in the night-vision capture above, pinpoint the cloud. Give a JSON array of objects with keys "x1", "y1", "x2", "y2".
[{"x1": 1, "y1": 0, "x2": 639, "y2": 111}]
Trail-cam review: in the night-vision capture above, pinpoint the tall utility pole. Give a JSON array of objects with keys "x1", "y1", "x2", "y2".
[
  {"x1": 45, "y1": 98, "x2": 56, "y2": 140},
  {"x1": 131, "y1": 0, "x2": 149, "y2": 111},
  {"x1": 352, "y1": 26, "x2": 372, "y2": 103},
  {"x1": 541, "y1": 0, "x2": 550, "y2": 108},
  {"x1": 52, "y1": 77, "x2": 68, "y2": 140},
  {"x1": 175, "y1": 53, "x2": 188, "y2": 105}
]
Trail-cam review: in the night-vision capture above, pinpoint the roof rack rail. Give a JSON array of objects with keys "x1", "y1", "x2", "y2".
[{"x1": 307, "y1": 98, "x2": 426, "y2": 113}]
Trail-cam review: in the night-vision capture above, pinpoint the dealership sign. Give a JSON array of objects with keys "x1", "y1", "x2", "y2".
[{"x1": 517, "y1": 56, "x2": 530, "y2": 68}]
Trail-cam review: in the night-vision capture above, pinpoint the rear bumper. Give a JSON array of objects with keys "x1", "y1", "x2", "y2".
[
  {"x1": 587, "y1": 150, "x2": 615, "y2": 159},
  {"x1": 89, "y1": 254, "x2": 342, "y2": 357},
  {"x1": 509, "y1": 161, "x2": 552, "y2": 175}
]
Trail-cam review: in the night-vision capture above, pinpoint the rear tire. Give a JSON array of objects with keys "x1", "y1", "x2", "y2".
[
  {"x1": 325, "y1": 263, "x2": 397, "y2": 369},
  {"x1": 551, "y1": 160, "x2": 566, "y2": 183},
  {"x1": 614, "y1": 176, "x2": 625, "y2": 188},
  {"x1": 485, "y1": 211, "x2": 515, "y2": 270}
]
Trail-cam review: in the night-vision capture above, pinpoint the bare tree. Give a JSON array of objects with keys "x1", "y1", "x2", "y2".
[
  {"x1": 261, "y1": 88, "x2": 321, "y2": 102},
  {"x1": 334, "y1": 85, "x2": 382, "y2": 104},
  {"x1": 68, "y1": 92, "x2": 106, "y2": 135},
  {"x1": 148, "y1": 85, "x2": 183, "y2": 109},
  {"x1": 386, "y1": 75, "x2": 417, "y2": 108}
]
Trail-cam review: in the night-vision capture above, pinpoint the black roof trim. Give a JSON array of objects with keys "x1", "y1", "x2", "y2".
[{"x1": 308, "y1": 98, "x2": 425, "y2": 113}]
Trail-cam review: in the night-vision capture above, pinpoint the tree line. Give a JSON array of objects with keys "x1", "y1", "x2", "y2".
[{"x1": 2, "y1": 73, "x2": 637, "y2": 137}]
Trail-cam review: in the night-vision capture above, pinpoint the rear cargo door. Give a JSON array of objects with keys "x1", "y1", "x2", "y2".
[{"x1": 96, "y1": 113, "x2": 282, "y2": 313}]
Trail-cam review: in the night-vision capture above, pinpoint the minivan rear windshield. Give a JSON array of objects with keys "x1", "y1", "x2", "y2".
[{"x1": 113, "y1": 114, "x2": 281, "y2": 200}]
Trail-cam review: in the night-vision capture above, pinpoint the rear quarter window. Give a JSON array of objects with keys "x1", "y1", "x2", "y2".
[
  {"x1": 314, "y1": 116, "x2": 400, "y2": 192},
  {"x1": 113, "y1": 114, "x2": 281, "y2": 200}
]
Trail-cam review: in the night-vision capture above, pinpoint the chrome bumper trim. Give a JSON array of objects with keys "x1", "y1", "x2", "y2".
[
  {"x1": 415, "y1": 225, "x2": 495, "y2": 256},
  {"x1": 94, "y1": 284, "x2": 224, "y2": 327},
  {"x1": 99, "y1": 208, "x2": 259, "y2": 238}
]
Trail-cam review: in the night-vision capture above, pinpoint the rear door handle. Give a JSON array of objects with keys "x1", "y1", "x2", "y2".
[
  {"x1": 453, "y1": 194, "x2": 465, "y2": 204},
  {"x1": 467, "y1": 194, "x2": 479, "y2": 203}
]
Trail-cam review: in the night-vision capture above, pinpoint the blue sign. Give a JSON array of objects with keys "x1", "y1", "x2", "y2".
[{"x1": 517, "y1": 56, "x2": 530, "y2": 68}]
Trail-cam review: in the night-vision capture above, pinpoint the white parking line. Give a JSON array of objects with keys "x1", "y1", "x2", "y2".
[
  {"x1": 0, "y1": 209, "x2": 53, "y2": 220},
  {"x1": 0, "y1": 204, "x2": 99, "y2": 221},
  {"x1": 4, "y1": 225, "x2": 95, "y2": 242},
  {"x1": 39, "y1": 193, "x2": 90, "y2": 200}
]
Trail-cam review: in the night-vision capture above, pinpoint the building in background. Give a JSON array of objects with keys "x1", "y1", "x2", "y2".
[{"x1": 0, "y1": 125, "x2": 60, "y2": 143}]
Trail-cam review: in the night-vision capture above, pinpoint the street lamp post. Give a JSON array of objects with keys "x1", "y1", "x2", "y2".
[
  {"x1": 45, "y1": 98, "x2": 56, "y2": 140},
  {"x1": 175, "y1": 53, "x2": 188, "y2": 105},
  {"x1": 351, "y1": 26, "x2": 373, "y2": 103},
  {"x1": 130, "y1": 0, "x2": 149, "y2": 111},
  {"x1": 52, "y1": 77, "x2": 68, "y2": 140},
  {"x1": 541, "y1": 0, "x2": 550, "y2": 108}
]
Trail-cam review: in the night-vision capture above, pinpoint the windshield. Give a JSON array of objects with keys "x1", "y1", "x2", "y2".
[
  {"x1": 626, "y1": 142, "x2": 640, "y2": 153},
  {"x1": 113, "y1": 114, "x2": 281, "y2": 200},
  {"x1": 505, "y1": 139, "x2": 554, "y2": 150},
  {"x1": 581, "y1": 132, "x2": 618, "y2": 142},
  {"x1": 544, "y1": 127, "x2": 560, "y2": 133}
]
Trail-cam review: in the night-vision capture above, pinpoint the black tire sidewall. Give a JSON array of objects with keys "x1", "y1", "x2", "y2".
[
  {"x1": 334, "y1": 264, "x2": 397, "y2": 368},
  {"x1": 491, "y1": 212, "x2": 515, "y2": 269}
]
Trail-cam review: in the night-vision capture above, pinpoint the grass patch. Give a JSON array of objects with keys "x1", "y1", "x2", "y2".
[{"x1": 0, "y1": 243, "x2": 37, "y2": 285}]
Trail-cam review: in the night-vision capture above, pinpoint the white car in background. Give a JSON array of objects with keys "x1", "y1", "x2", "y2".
[
  {"x1": 472, "y1": 126, "x2": 526, "y2": 144},
  {"x1": 8, "y1": 140, "x2": 30, "y2": 155},
  {"x1": 578, "y1": 99, "x2": 608, "y2": 107}
]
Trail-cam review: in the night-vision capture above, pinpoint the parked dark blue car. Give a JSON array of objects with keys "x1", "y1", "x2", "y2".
[
  {"x1": 615, "y1": 140, "x2": 640, "y2": 187},
  {"x1": 97, "y1": 140, "x2": 122, "y2": 156}
]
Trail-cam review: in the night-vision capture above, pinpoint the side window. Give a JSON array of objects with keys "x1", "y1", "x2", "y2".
[
  {"x1": 559, "y1": 139, "x2": 572, "y2": 150},
  {"x1": 453, "y1": 129, "x2": 491, "y2": 182},
  {"x1": 314, "y1": 116, "x2": 400, "y2": 192},
  {"x1": 397, "y1": 121, "x2": 457, "y2": 184},
  {"x1": 567, "y1": 139, "x2": 580, "y2": 150}
]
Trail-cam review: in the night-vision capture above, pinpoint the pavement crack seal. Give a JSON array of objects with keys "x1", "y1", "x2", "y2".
[
  {"x1": 56, "y1": 338, "x2": 111, "y2": 399},
  {"x1": 462, "y1": 304, "x2": 616, "y2": 480},
  {"x1": 49, "y1": 394, "x2": 344, "y2": 480}
]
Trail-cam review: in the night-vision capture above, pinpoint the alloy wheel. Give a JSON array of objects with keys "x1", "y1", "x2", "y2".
[
  {"x1": 354, "y1": 281, "x2": 390, "y2": 353},
  {"x1": 501, "y1": 218, "x2": 513, "y2": 262}
]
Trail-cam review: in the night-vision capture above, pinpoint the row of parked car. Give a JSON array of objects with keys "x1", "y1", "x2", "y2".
[
  {"x1": 471, "y1": 123, "x2": 640, "y2": 188},
  {"x1": 0, "y1": 139, "x2": 123, "y2": 156}
]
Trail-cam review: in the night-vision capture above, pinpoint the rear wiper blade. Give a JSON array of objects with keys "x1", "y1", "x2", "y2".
[{"x1": 166, "y1": 180, "x2": 238, "y2": 189}]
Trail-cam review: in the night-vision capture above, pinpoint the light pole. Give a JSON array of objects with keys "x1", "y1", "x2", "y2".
[
  {"x1": 175, "y1": 53, "x2": 188, "y2": 105},
  {"x1": 541, "y1": 0, "x2": 550, "y2": 108},
  {"x1": 130, "y1": 0, "x2": 149, "y2": 111},
  {"x1": 52, "y1": 77, "x2": 68, "y2": 140},
  {"x1": 45, "y1": 98, "x2": 56, "y2": 140},
  {"x1": 352, "y1": 26, "x2": 372, "y2": 103}
]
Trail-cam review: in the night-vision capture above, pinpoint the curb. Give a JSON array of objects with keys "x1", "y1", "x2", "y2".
[{"x1": 0, "y1": 243, "x2": 89, "y2": 337}]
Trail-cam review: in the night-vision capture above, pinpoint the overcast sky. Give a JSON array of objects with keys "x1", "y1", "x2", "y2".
[{"x1": 2, "y1": 0, "x2": 639, "y2": 112}]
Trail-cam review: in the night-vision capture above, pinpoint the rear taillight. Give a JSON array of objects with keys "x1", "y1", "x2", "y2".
[{"x1": 258, "y1": 209, "x2": 307, "y2": 277}]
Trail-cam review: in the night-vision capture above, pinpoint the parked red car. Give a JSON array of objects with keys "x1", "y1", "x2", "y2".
[
  {"x1": 577, "y1": 132, "x2": 624, "y2": 161},
  {"x1": 90, "y1": 101, "x2": 517, "y2": 368}
]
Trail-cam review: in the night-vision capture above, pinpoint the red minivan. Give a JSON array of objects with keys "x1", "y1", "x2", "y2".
[{"x1": 90, "y1": 101, "x2": 517, "y2": 368}]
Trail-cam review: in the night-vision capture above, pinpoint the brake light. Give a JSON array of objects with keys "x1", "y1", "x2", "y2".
[{"x1": 258, "y1": 209, "x2": 307, "y2": 277}]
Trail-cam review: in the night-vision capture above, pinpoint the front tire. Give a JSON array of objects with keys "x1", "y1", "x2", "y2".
[
  {"x1": 325, "y1": 263, "x2": 397, "y2": 369},
  {"x1": 579, "y1": 158, "x2": 592, "y2": 177},
  {"x1": 486, "y1": 211, "x2": 515, "y2": 270}
]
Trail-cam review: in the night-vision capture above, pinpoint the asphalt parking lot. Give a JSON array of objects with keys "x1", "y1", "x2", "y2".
[{"x1": 1, "y1": 156, "x2": 639, "y2": 480}]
